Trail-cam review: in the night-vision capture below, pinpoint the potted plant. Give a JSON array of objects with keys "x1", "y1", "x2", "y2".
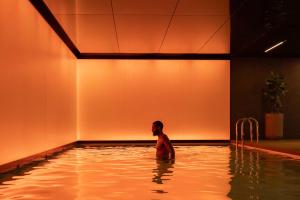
[{"x1": 264, "y1": 71, "x2": 287, "y2": 139}]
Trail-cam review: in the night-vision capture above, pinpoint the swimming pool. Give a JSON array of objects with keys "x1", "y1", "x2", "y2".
[{"x1": 0, "y1": 145, "x2": 300, "y2": 199}]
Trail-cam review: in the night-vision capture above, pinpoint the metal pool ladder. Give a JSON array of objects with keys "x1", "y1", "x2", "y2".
[{"x1": 235, "y1": 117, "x2": 259, "y2": 146}]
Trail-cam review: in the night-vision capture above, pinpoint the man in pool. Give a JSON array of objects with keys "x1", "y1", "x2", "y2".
[{"x1": 152, "y1": 121, "x2": 175, "y2": 160}]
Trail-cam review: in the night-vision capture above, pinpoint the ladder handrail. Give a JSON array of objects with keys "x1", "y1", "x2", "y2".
[
  {"x1": 235, "y1": 118, "x2": 245, "y2": 146},
  {"x1": 235, "y1": 117, "x2": 259, "y2": 146},
  {"x1": 248, "y1": 117, "x2": 259, "y2": 143}
]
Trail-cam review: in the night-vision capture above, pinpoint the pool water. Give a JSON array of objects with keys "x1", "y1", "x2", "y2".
[{"x1": 0, "y1": 145, "x2": 300, "y2": 200}]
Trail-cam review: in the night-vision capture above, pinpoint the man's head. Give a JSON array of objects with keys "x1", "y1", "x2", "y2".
[{"x1": 152, "y1": 121, "x2": 163, "y2": 136}]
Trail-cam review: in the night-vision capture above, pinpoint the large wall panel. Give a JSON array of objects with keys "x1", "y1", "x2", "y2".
[
  {"x1": 78, "y1": 60, "x2": 230, "y2": 140},
  {"x1": 0, "y1": 0, "x2": 76, "y2": 165}
]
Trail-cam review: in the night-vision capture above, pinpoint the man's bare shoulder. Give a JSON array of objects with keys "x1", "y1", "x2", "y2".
[{"x1": 162, "y1": 133, "x2": 170, "y2": 141}]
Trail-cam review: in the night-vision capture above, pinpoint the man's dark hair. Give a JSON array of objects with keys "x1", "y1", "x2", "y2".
[{"x1": 153, "y1": 120, "x2": 164, "y2": 129}]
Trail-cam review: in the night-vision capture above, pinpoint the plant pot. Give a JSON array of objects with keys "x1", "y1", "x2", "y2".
[{"x1": 265, "y1": 113, "x2": 284, "y2": 139}]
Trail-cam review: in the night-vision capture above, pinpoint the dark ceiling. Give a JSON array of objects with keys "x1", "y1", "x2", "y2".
[{"x1": 231, "y1": 0, "x2": 300, "y2": 57}]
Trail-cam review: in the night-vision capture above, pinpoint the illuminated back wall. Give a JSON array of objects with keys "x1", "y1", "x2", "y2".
[{"x1": 77, "y1": 60, "x2": 229, "y2": 140}]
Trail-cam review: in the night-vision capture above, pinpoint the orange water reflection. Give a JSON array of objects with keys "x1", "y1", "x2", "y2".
[
  {"x1": 2, "y1": 146, "x2": 300, "y2": 199},
  {"x1": 0, "y1": 146, "x2": 231, "y2": 200}
]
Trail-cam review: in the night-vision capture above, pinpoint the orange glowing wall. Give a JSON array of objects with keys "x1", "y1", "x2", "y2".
[
  {"x1": 77, "y1": 60, "x2": 230, "y2": 140},
  {"x1": 0, "y1": 0, "x2": 76, "y2": 165}
]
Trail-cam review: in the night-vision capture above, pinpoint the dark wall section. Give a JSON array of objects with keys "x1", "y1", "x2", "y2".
[
  {"x1": 230, "y1": 0, "x2": 300, "y2": 57},
  {"x1": 231, "y1": 58, "x2": 300, "y2": 139}
]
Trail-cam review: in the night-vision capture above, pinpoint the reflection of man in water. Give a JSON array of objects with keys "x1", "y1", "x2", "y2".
[
  {"x1": 152, "y1": 121, "x2": 175, "y2": 160},
  {"x1": 152, "y1": 159, "x2": 175, "y2": 185}
]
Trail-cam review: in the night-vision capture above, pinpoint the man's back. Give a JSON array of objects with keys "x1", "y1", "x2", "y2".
[{"x1": 156, "y1": 133, "x2": 175, "y2": 160}]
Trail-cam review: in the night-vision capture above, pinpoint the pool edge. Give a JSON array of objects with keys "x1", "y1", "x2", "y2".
[
  {"x1": 77, "y1": 140, "x2": 230, "y2": 146},
  {"x1": 230, "y1": 140, "x2": 300, "y2": 159},
  {"x1": 0, "y1": 140, "x2": 230, "y2": 174},
  {"x1": 0, "y1": 142, "x2": 76, "y2": 174}
]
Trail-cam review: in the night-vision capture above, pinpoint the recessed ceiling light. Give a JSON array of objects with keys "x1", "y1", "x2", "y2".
[{"x1": 264, "y1": 40, "x2": 287, "y2": 53}]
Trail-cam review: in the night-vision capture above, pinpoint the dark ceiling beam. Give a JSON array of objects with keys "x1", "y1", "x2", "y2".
[
  {"x1": 231, "y1": 53, "x2": 300, "y2": 58},
  {"x1": 78, "y1": 53, "x2": 230, "y2": 60},
  {"x1": 29, "y1": 0, "x2": 80, "y2": 58}
]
